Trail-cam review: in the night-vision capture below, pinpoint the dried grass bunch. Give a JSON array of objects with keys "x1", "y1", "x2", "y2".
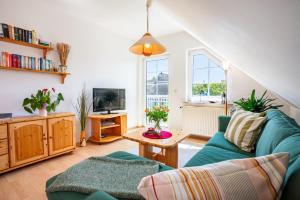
[{"x1": 57, "y1": 43, "x2": 70, "y2": 66}]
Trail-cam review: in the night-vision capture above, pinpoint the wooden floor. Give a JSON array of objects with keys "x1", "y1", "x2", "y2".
[{"x1": 0, "y1": 137, "x2": 206, "y2": 200}]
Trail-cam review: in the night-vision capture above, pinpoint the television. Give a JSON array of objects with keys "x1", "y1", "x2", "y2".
[{"x1": 93, "y1": 88, "x2": 126, "y2": 114}]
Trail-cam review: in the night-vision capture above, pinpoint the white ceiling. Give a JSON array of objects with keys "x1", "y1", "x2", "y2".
[
  {"x1": 50, "y1": 0, "x2": 182, "y2": 40},
  {"x1": 156, "y1": 0, "x2": 300, "y2": 107}
]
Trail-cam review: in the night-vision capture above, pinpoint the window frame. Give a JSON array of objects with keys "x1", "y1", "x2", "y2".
[
  {"x1": 187, "y1": 48, "x2": 226, "y2": 103},
  {"x1": 143, "y1": 55, "x2": 169, "y2": 125}
]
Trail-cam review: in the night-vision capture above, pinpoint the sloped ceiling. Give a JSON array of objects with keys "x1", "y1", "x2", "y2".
[
  {"x1": 155, "y1": 0, "x2": 300, "y2": 107},
  {"x1": 48, "y1": 0, "x2": 181, "y2": 40}
]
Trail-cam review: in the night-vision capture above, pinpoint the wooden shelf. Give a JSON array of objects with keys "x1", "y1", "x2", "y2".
[
  {"x1": 0, "y1": 37, "x2": 53, "y2": 58},
  {"x1": 101, "y1": 124, "x2": 120, "y2": 130},
  {"x1": 89, "y1": 135, "x2": 122, "y2": 144},
  {"x1": 0, "y1": 66, "x2": 70, "y2": 84}
]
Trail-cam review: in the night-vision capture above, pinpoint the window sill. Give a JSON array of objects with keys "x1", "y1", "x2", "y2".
[{"x1": 183, "y1": 101, "x2": 228, "y2": 108}]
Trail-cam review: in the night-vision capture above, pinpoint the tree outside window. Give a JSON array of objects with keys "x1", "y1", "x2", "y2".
[{"x1": 190, "y1": 51, "x2": 226, "y2": 102}]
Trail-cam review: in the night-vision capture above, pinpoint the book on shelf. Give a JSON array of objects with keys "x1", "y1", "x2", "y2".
[
  {"x1": 0, "y1": 51, "x2": 53, "y2": 71},
  {"x1": 0, "y1": 22, "x2": 51, "y2": 47},
  {"x1": 0, "y1": 24, "x2": 3, "y2": 37},
  {"x1": 1, "y1": 23, "x2": 9, "y2": 38}
]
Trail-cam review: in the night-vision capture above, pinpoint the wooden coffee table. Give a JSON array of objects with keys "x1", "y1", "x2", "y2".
[{"x1": 123, "y1": 129, "x2": 189, "y2": 168}]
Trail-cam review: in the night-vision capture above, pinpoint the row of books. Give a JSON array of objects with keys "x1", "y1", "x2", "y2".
[
  {"x1": 0, "y1": 23, "x2": 51, "y2": 47},
  {"x1": 1, "y1": 52, "x2": 53, "y2": 71}
]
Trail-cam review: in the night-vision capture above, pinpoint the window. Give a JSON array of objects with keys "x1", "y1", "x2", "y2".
[
  {"x1": 188, "y1": 49, "x2": 226, "y2": 102},
  {"x1": 145, "y1": 57, "x2": 169, "y2": 109}
]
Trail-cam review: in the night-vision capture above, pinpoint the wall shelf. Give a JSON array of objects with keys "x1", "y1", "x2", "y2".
[
  {"x1": 0, "y1": 37, "x2": 53, "y2": 58},
  {"x1": 0, "y1": 66, "x2": 70, "y2": 84}
]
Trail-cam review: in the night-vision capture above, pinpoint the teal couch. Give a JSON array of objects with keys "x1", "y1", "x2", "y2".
[{"x1": 46, "y1": 109, "x2": 300, "y2": 200}]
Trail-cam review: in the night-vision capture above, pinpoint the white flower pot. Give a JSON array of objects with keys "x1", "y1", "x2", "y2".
[{"x1": 39, "y1": 108, "x2": 47, "y2": 117}]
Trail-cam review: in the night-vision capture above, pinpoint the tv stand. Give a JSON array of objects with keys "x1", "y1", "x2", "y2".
[
  {"x1": 101, "y1": 111, "x2": 118, "y2": 115},
  {"x1": 88, "y1": 113, "x2": 127, "y2": 144}
]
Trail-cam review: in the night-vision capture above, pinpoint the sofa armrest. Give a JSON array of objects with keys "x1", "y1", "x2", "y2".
[
  {"x1": 218, "y1": 116, "x2": 231, "y2": 132},
  {"x1": 85, "y1": 191, "x2": 117, "y2": 200}
]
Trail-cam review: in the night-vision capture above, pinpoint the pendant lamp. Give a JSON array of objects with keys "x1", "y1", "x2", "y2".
[{"x1": 129, "y1": 0, "x2": 166, "y2": 56}]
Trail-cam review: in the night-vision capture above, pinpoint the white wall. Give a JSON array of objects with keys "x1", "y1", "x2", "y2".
[
  {"x1": 157, "y1": 0, "x2": 300, "y2": 108},
  {"x1": 154, "y1": 32, "x2": 300, "y2": 129},
  {"x1": 0, "y1": 0, "x2": 139, "y2": 140}
]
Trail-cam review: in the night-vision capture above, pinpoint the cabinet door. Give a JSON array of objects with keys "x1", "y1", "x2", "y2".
[
  {"x1": 9, "y1": 120, "x2": 48, "y2": 167},
  {"x1": 48, "y1": 116, "x2": 76, "y2": 155}
]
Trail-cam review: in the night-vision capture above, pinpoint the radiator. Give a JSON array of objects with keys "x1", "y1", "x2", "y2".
[{"x1": 182, "y1": 105, "x2": 226, "y2": 137}]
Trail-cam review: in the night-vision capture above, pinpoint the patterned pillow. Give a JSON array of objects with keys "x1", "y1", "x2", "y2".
[
  {"x1": 224, "y1": 110, "x2": 267, "y2": 152},
  {"x1": 138, "y1": 153, "x2": 289, "y2": 200}
]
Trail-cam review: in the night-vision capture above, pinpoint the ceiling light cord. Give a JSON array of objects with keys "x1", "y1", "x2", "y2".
[{"x1": 146, "y1": 1, "x2": 150, "y2": 33}]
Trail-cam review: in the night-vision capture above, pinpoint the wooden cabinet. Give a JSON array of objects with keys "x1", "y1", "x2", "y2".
[
  {"x1": 48, "y1": 116, "x2": 76, "y2": 155},
  {"x1": 0, "y1": 125, "x2": 9, "y2": 171},
  {"x1": 9, "y1": 120, "x2": 48, "y2": 167},
  {"x1": 0, "y1": 155, "x2": 9, "y2": 171},
  {"x1": 0, "y1": 112, "x2": 76, "y2": 173}
]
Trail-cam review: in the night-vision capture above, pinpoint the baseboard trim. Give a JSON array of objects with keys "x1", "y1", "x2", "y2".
[{"x1": 188, "y1": 134, "x2": 211, "y2": 141}]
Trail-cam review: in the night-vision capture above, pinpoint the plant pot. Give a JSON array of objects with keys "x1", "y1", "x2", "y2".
[
  {"x1": 59, "y1": 65, "x2": 67, "y2": 73},
  {"x1": 80, "y1": 130, "x2": 86, "y2": 147},
  {"x1": 38, "y1": 103, "x2": 48, "y2": 117},
  {"x1": 39, "y1": 108, "x2": 47, "y2": 117}
]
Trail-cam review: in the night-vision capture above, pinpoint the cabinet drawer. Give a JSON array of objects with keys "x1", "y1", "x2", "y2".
[
  {"x1": 0, "y1": 139, "x2": 8, "y2": 155},
  {"x1": 0, "y1": 125, "x2": 7, "y2": 139},
  {"x1": 0, "y1": 154, "x2": 9, "y2": 171}
]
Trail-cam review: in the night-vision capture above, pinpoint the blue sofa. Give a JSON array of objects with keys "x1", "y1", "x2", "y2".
[{"x1": 46, "y1": 109, "x2": 300, "y2": 200}]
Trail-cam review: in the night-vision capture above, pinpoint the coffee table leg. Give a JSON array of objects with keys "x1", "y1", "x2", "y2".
[
  {"x1": 139, "y1": 143, "x2": 153, "y2": 159},
  {"x1": 165, "y1": 144, "x2": 178, "y2": 168}
]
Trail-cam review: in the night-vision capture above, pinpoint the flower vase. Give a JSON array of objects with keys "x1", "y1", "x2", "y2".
[
  {"x1": 59, "y1": 65, "x2": 67, "y2": 73},
  {"x1": 154, "y1": 120, "x2": 162, "y2": 134},
  {"x1": 80, "y1": 130, "x2": 87, "y2": 147},
  {"x1": 39, "y1": 104, "x2": 48, "y2": 117}
]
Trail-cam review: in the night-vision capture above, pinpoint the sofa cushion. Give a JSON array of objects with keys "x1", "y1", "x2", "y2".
[
  {"x1": 256, "y1": 109, "x2": 300, "y2": 157},
  {"x1": 207, "y1": 132, "x2": 254, "y2": 157},
  {"x1": 184, "y1": 145, "x2": 253, "y2": 167},
  {"x1": 273, "y1": 133, "x2": 300, "y2": 164},
  {"x1": 225, "y1": 110, "x2": 267, "y2": 152},
  {"x1": 138, "y1": 153, "x2": 289, "y2": 200}
]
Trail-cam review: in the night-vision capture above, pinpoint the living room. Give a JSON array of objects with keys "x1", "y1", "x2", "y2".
[{"x1": 0, "y1": 0, "x2": 300, "y2": 200}]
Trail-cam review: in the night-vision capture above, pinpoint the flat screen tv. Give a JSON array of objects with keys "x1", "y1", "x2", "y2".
[{"x1": 93, "y1": 88, "x2": 126, "y2": 114}]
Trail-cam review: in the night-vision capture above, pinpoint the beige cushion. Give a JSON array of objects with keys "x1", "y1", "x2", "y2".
[
  {"x1": 138, "y1": 153, "x2": 289, "y2": 200},
  {"x1": 224, "y1": 110, "x2": 267, "y2": 152}
]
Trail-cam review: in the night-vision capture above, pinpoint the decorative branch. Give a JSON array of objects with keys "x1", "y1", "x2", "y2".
[{"x1": 57, "y1": 43, "x2": 70, "y2": 66}]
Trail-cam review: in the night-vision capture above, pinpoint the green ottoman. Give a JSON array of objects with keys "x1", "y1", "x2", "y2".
[{"x1": 46, "y1": 151, "x2": 173, "y2": 200}]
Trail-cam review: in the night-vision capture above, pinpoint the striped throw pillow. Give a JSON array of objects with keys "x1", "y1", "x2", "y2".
[
  {"x1": 224, "y1": 110, "x2": 267, "y2": 152},
  {"x1": 138, "y1": 153, "x2": 289, "y2": 200}
]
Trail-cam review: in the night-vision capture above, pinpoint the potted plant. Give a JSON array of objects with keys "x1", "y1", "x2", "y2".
[
  {"x1": 234, "y1": 89, "x2": 283, "y2": 113},
  {"x1": 145, "y1": 105, "x2": 169, "y2": 134},
  {"x1": 74, "y1": 86, "x2": 92, "y2": 147},
  {"x1": 23, "y1": 88, "x2": 64, "y2": 116}
]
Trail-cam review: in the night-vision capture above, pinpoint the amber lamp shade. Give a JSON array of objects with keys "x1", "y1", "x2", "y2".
[{"x1": 129, "y1": 33, "x2": 166, "y2": 57}]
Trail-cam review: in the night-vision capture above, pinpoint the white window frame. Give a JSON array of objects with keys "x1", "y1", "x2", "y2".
[
  {"x1": 187, "y1": 48, "x2": 226, "y2": 103},
  {"x1": 143, "y1": 55, "x2": 169, "y2": 125}
]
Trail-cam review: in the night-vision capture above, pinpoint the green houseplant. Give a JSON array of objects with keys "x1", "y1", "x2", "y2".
[
  {"x1": 234, "y1": 89, "x2": 283, "y2": 113},
  {"x1": 23, "y1": 88, "x2": 64, "y2": 116},
  {"x1": 74, "y1": 86, "x2": 92, "y2": 147},
  {"x1": 145, "y1": 106, "x2": 169, "y2": 133}
]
